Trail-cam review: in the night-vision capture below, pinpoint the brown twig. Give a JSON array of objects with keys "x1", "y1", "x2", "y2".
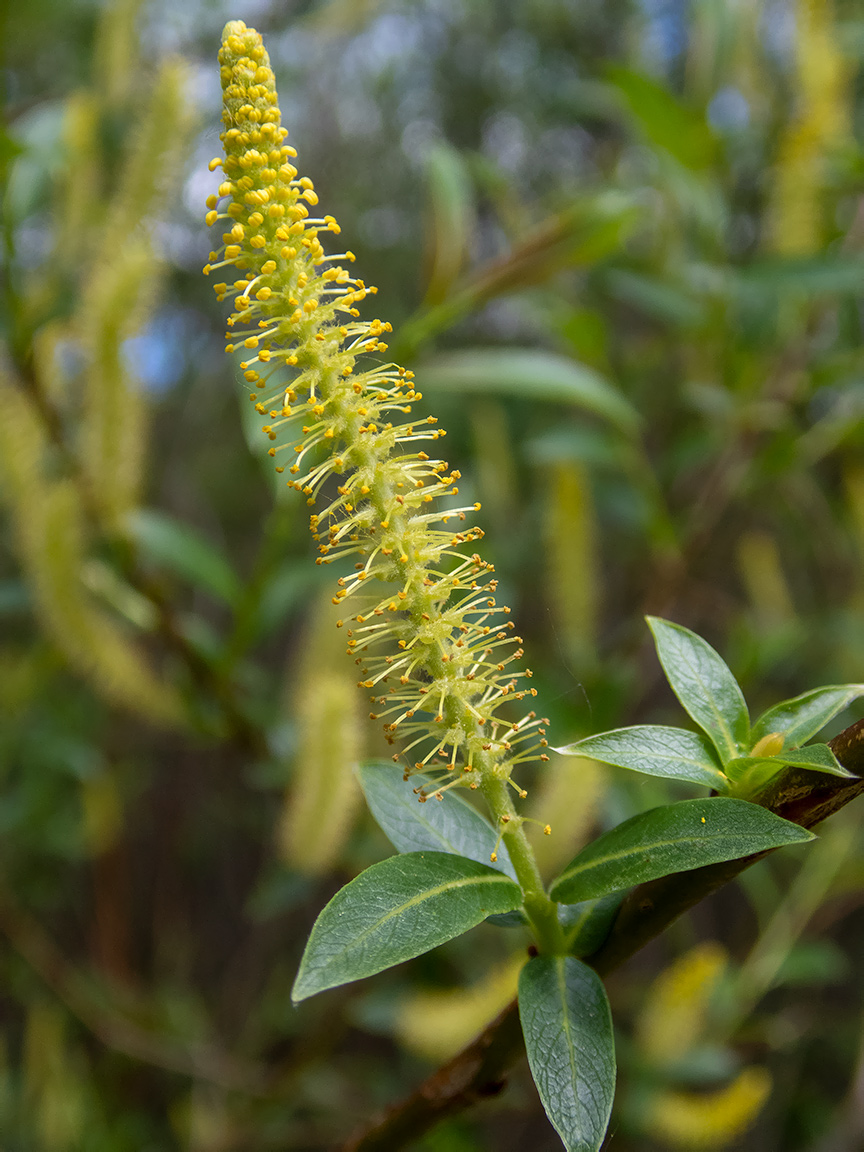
[
  {"x1": 342, "y1": 718, "x2": 864, "y2": 1152},
  {"x1": 0, "y1": 886, "x2": 268, "y2": 1093}
]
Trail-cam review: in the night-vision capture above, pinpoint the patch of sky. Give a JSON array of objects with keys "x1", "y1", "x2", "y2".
[
  {"x1": 401, "y1": 118, "x2": 444, "y2": 166},
  {"x1": 708, "y1": 87, "x2": 750, "y2": 132},
  {"x1": 359, "y1": 206, "x2": 409, "y2": 250},
  {"x1": 342, "y1": 12, "x2": 433, "y2": 82},
  {"x1": 142, "y1": 0, "x2": 275, "y2": 56},
  {"x1": 123, "y1": 309, "x2": 203, "y2": 394},
  {"x1": 535, "y1": 125, "x2": 592, "y2": 183},
  {"x1": 336, "y1": 93, "x2": 383, "y2": 142},
  {"x1": 482, "y1": 111, "x2": 529, "y2": 173},
  {"x1": 491, "y1": 28, "x2": 540, "y2": 92},
  {"x1": 761, "y1": 0, "x2": 796, "y2": 64},
  {"x1": 638, "y1": 0, "x2": 688, "y2": 67}
]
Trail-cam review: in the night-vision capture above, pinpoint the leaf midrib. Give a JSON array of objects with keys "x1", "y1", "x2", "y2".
[
  {"x1": 556, "y1": 958, "x2": 580, "y2": 1140},
  {"x1": 673, "y1": 645, "x2": 740, "y2": 759},
  {"x1": 555, "y1": 827, "x2": 800, "y2": 888},
  {"x1": 318, "y1": 870, "x2": 517, "y2": 960}
]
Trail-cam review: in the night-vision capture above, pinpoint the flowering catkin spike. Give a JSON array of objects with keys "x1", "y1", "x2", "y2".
[{"x1": 207, "y1": 21, "x2": 549, "y2": 792}]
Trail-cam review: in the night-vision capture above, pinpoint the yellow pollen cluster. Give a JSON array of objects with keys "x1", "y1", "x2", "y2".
[{"x1": 205, "y1": 21, "x2": 549, "y2": 798}]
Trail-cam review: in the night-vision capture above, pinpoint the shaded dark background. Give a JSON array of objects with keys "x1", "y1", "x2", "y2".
[{"x1": 3, "y1": 0, "x2": 864, "y2": 1146}]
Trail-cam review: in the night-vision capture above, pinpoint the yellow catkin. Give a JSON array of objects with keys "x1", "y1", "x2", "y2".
[
  {"x1": 636, "y1": 941, "x2": 728, "y2": 1067},
  {"x1": 394, "y1": 951, "x2": 524, "y2": 1062},
  {"x1": 57, "y1": 91, "x2": 101, "y2": 268},
  {"x1": 646, "y1": 1066, "x2": 772, "y2": 1149},
  {"x1": 101, "y1": 56, "x2": 194, "y2": 254},
  {"x1": 0, "y1": 377, "x2": 183, "y2": 727},
  {"x1": 543, "y1": 461, "x2": 598, "y2": 671},
  {"x1": 75, "y1": 56, "x2": 194, "y2": 529},
  {"x1": 767, "y1": 0, "x2": 849, "y2": 255},
  {"x1": 735, "y1": 530, "x2": 794, "y2": 628},
  {"x1": 23, "y1": 1002, "x2": 85, "y2": 1151},
  {"x1": 527, "y1": 756, "x2": 605, "y2": 877},
  {"x1": 28, "y1": 481, "x2": 183, "y2": 726},
  {"x1": 278, "y1": 596, "x2": 363, "y2": 873},
  {"x1": 79, "y1": 240, "x2": 154, "y2": 525},
  {"x1": 93, "y1": 0, "x2": 145, "y2": 107},
  {"x1": 207, "y1": 22, "x2": 549, "y2": 797}
]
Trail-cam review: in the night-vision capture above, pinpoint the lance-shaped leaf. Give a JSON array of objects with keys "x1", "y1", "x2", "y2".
[
  {"x1": 129, "y1": 509, "x2": 242, "y2": 607},
  {"x1": 292, "y1": 852, "x2": 522, "y2": 1002},
  {"x1": 554, "y1": 726, "x2": 726, "y2": 789},
  {"x1": 418, "y1": 349, "x2": 640, "y2": 436},
  {"x1": 725, "y1": 743, "x2": 854, "y2": 783},
  {"x1": 519, "y1": 955, "x2": 615, "y2": 1152},
  {"x1": 751, "y1": 685, "x2": 864, "y2": 749},
  {"x1": 647, "y1": 616, "x2": 749, "y2": 762},
  {"x1": 549, "y1": 798, "x2": 813, "y2": 905},
  {"x1": 357, "y1": 761, "x2": 516, "y2": 879}
]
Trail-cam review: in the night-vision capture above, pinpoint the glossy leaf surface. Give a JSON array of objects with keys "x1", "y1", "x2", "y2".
[
  {"x1": 292, "y1": 852, "x2": 522, "y2": 1002},
  {"x1": 750, "y1": 685, "x2": 864, "y2": 749},
  {"x1": 647, "y1": 616, "x2": 749, "y2": 761},
  {"x1": 357, "y1": 761, "x2": 516, "y2": 879},
  {"x1": 550, "y1": 798, "x2": 813, "y2": 905},
  {"x1": 519, "y1": 955, "x2": 615, "y2": 1152},
  {"x1": 555, "y1": 725, "x2": 726, "y2": 789}
]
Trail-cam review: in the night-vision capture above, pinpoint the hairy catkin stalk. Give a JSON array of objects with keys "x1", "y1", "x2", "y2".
[{"x1": 205, "y1": 21, "x2": 549, "y2": 804}]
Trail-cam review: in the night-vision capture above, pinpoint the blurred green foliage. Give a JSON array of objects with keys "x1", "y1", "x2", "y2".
[{"x1": 3, "y1": 0, "x2": 864, "y2": 1147}]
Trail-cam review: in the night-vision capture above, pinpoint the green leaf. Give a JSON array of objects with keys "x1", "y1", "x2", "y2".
[
  {"x1": 726, "y1": 743, "x2": 854, "y2": 784},
  {"x1": 292, "y1": 852, "x2": 522, "y2": 1002},
  {"x1": 549, "y1": 798, "x2": 813, "y2": 905},
  {"x1": 606, "y1": 66, "x2": 717, "y2": 170},
  {"x1": 604, "y1": 268, "x2": 706, "y2": 329},
  {"x1": 751, "y1": 684, "x2": 864, "y2": 748},
  {"x1": 559, "y1": 894, "x2": 625, "y2": 957},
  {"x1": 418, "y1": 349, "x2": 640, "y2": 436},
  {"x1": 423, "y1": 142, "x2": 474, "y2": 303},
  {"x1": 128, "y1": 510, "x2": 242, "y2": 607},
  {"x1": 519, "y1": 956, "x2": 615, "y2": 1152},
  {"x1": 554, "y1": 725, "x2": 727, "y2": 789},
  {"x1": 356, "y1": 761, "x2": 517, "y2": 880},
  {"x1": 647, "y1": 616, "x2": 749, "y2": 762}
]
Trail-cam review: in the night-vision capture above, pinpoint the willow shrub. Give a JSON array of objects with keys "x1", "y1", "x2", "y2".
[{"x1": 202, "y1": 22, "x2": 864, "y2": 1150}]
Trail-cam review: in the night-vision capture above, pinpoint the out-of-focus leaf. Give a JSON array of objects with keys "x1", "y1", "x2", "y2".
[
  {"x1": 606, "y1": 66, "x2": 717, "y2": 170},
  {"x1": 549, "y1": 798, "x2": 813, "y2": 905},
  {"x1": 736, "y1": 257, "x2": 864, "y2": 296},
  {"x1": 253, "y1": 564, "x2": 326, "y2": 637},
  {"x1": 604, "y1": 268, "x2": 707, "y2": 328},
  {"x1": 0, "y1": 580, "x2": 29, "y2": 614},
  {"x1": 291, "y1": 852, "x2": 522, "y2": 1001},
  {"x1": 519, "y1": 955, "x2": 615, "y2": 1152},
  {"x1": 419, "y1": 349, "x2": 640, "y2": 435},
  {"x1": 423, "y1": 142, "x2": 474, "y2": 305},
  {"x1": 357, "y1": 761, "x2": 516, "y2": 879},
  {"x1": 129, "y1": 509, "x2": 242, "y2": 607},
  {"x1": 772, "y1": 940, "x2": 850, "y2": 987}
]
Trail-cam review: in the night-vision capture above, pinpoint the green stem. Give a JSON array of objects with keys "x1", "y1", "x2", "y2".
[{"x1": 479, "y1": 774, "x2": 565, "y2": 955}]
